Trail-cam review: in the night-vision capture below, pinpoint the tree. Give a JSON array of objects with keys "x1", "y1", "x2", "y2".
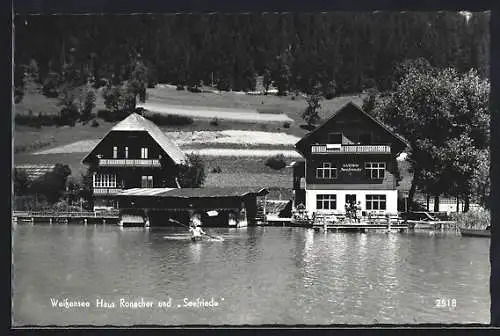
[
  {"x1": 31, "y1": 164, "x2": 72, "y2": 204},
  {"x1": 102, "y1": 83, "x2": 135, "y2": 117},
  {"x1": 470, "y1": 149, "x2": 490, "y2": 209},
  {"x1": 262, "y1": 68, "x2": 272, "y2": 94},
  {"x1": 127, "y1": 58, "x2": 149, "y2": 107},
  {"x1": 177, "y1": 154, "x2": 206, "y2": 188},
  {"x1": 65, "y1": 176, "x2": 81, "y2": 205},
  {"x1": 274, "y1": 51, "x2": 292, "y2": 96},
  {"x1": 13, "y1": 169, "x2": 30, "y2": 196},
  {"x1": 322, "y1": 80, "x2": 337, "y2": 100},
  {"x1": 301, "y1": 82, "x2": 322, "y2": 128},
  {"x1": 81, "y1": 89, "x2": 96, "y2": 121},
  {"x1": 58, "y1": 86, "x2": 80, "y2": 126},
  {"x1": 375, "y1": 64, "x2": 490, "y2": 211},
  {"x1": 80, "y1": 168, "x2": 94, "y2": 210},
  {"x1": 362, "y1": 88, "x2": 378, "y2": 114}
]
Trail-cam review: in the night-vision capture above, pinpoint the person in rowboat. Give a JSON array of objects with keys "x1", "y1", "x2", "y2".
[{"x1": 189, "y1": 223, "x2": 205, "y2": 241}]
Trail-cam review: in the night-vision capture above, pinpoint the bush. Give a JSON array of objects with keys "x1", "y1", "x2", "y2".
[
  {"x1": 210, "y1": 166, "x2": 222, "y2": 173},
  {"x1": 265, "y1": 154, "x2": 287, "y2": 170},
  {"x1": 188, "y1": 86, "x2": 202, "y2": 93},
  {"x1": 42, "y1": 72, "x2": 61, "y2": 98},
  {"x1": 283, "y1": 121, "x2": 291, "y2": 128},
  {"x1": 176, "y1": 85, "x2": 185, "y2": 91},
  {"x1": 177, "y1": 154, "x2": 206, "y2": 187},
  {"x1": 451, "y1": 207, "x2": 490, "y2": 230},
  {"x1": 210, "y1": 117, "x2": 220, "y2": 126},
  {"x1": 96, "y1": 109, "x2": 129, "y2": 122},
  {"x1": 14, "y1": 114, "x2": 62, "y2": 128},
  {"x1": 91, "y1": 119, "x2": 99, "y2": 127},
  {"x1": 142, "y1": 111, "x2": 194, "y2": 126}
]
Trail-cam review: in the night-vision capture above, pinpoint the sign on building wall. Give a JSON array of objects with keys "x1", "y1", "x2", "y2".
[{"x1": 341, "y1": 163, "x2": 362, "y2": 172}]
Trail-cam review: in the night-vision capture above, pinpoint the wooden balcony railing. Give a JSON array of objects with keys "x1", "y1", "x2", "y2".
[
  {"x1": 311, "y1": 144, "x2": 391, "y2": 154},
  {"x1": 98, "y1": 159, "x2": 161, "y2": 167},
  {"x1": 93, "y1": 188, "x2": 124, "y2": 195}
]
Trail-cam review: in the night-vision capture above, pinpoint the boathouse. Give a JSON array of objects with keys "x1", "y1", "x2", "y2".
[
  {"x1": 293, "y1": 102, "x2": 409, "y2": 217},
  {"x1": 116, "y1": 187, "x2": 268, "y2": 227}
]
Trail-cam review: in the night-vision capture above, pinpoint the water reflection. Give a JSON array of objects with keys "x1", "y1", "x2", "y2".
[
  {"x1": 189, "y1": 240, "x2": 202, "y2": 264},
  {"x1": 12, "y1": 225, "x2": 490, "y2": 325}
]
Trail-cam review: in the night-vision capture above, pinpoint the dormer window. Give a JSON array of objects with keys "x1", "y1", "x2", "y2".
[
  {"x1": 125, "y1": 147, "x2": 129, "y2": 159},
  {"x1": 328, "y1": 132, "x2": 343, "y2": 144},
  {"x1": 113, "y1": 146, "x2": 118, "y2": 159},
  {"x1": 141, "y1": 147, "x2": 148, "y2": 159}
]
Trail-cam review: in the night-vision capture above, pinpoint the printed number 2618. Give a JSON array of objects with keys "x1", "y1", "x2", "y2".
[{"x1": 435, "y1": 298, "x2": 457, "y2": 308}]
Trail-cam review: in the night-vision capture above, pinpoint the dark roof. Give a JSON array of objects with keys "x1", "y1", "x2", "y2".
[
  {"x1": 295, "y1": 102, "x2": 410, "y2": 154},
  {"x1": 83, "y1": 113, "x2": 187, "y2": 164},
  {"x1": 117, "y1": 187, "x2": 269, "y2": 198}
]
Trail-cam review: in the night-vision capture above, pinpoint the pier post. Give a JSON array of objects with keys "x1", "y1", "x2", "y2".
[
  {"x1": 31, "y1": 217, "x2": 34, "y2": 225},
  {"x1": 103, "y1": 219, "x2": 106, "y2": 225},
  {"x1": 84, "y1": 218, "x2": 87, "y2": 225},
  {"x1": 49, "y1": 218, "x2": 52, "y2": 225}
]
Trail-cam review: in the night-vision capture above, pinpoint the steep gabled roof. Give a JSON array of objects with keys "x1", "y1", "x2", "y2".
[
  {"x1": 295, "y1": 102, "x2": 409, "y2": 156},
  {"x1": 82, "y1": 113, "x2": 187, "y2": 164}
]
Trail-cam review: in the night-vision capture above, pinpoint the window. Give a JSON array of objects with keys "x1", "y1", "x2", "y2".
[
  {"x1": 328, "y1": 132, "x2": 343, "y2": 144},
  {"x1": 316, "y1": 162, "x2": 337, "y2": 179},
  {"x1": 365, "y1": 162, "x2": 386, "y2": 179},
  {"x1": 141, "y1": 175, "x2": 153, "y2": 188},
  {"x1": 141, "y1": 147, "x2": 148, "y2": 159},
  {"x1": 366, "y1": 195, "x2": 386, "y2": 210},
  {"x1": 113, "y1": 146, "x2": 118, "y2": 159},
  {"x1": 125, "y1": 146, "x2": 129, "y2": 159},
  {"x1": 316, "y1": 194, "x2": 337, "y2": 210},
  {"x1": 93, "y1": 174, "x2": 117, "y2": 188}
]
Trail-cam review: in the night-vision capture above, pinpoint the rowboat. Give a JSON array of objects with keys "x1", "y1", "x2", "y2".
[{"x1": 459, "y1": 228, "x2": 491, "y2": 237}]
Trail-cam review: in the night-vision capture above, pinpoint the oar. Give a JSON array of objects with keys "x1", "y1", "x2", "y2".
[{"x1": 167, "y1": 218, "x2": 224, "y2": 241}]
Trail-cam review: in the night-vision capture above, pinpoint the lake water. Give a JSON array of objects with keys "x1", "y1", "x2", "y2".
[{"x1": 12, "y1": 224, "x2": 490, "y2": 326}]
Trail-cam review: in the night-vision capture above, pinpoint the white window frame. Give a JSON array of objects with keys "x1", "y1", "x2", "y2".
[
  {"x1": 365, "y1": 162, "x2": 386, "y2": 179},
  {"x1": 316, "y1": 162, "x2": 337, "y2": 179},
  {"x1": 366, "y1": 194, "x2": 387, "y2": 210},
  {"x1": 93, "y1": 173, "x2": 117, "y2": 188},
  {"x1": 125, "y1": 146, "x2": 129, "y2": 159},
  {"x1": 316, "y1": 194, "x2": 337, "y2": 210},
  {"x1": 141, "y1": 175, "x2": 153, "y2": 188},
  {"x1": 113, "y1": 146, "x2": 118, "y2": 159},
  {"x1": 141, "y1": 147, "x2": 148, "y2": 159}
]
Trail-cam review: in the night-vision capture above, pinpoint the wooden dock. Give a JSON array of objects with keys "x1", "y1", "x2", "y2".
[
  {"x1": 312, "y1": 214, "x2": 408, "y2": 232},
  {"x1": 12, "y1": 211, "x2": 120, "y2": 225},
  {"x1": 406, "y1": 220, "x2": 457, "y2": 230}
]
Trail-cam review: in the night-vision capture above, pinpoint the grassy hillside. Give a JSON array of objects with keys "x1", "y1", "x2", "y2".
[{"x1": 13, "y1": 87, "x2": 410, "y2": 202}]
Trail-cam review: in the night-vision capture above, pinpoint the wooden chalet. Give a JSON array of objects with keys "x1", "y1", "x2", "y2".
[
  {"x1": 293, "y1": 102, "x2": 409, "y2": 217},
  {"x1": 82, "y1": 112, "x2": 187, "y2": 210}
]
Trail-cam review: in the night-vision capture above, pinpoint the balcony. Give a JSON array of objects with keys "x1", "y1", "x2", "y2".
[
  {"x1": 311, "y1": 144, "x2": 391, "y2": 154},
  {"x1": 93, "y1": 188, "x2": 124, "y2": 196},
  {"x1": 98, "y1": 159, "x2": 161, "y2": 167}
]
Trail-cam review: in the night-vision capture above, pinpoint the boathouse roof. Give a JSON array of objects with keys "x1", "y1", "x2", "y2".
[
  {"x1": 116, "y1": 187, "x2": 269, "y2": 198},
  {"x1": 83, "y1": 113, "x2": 187, "y2": 165}
]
